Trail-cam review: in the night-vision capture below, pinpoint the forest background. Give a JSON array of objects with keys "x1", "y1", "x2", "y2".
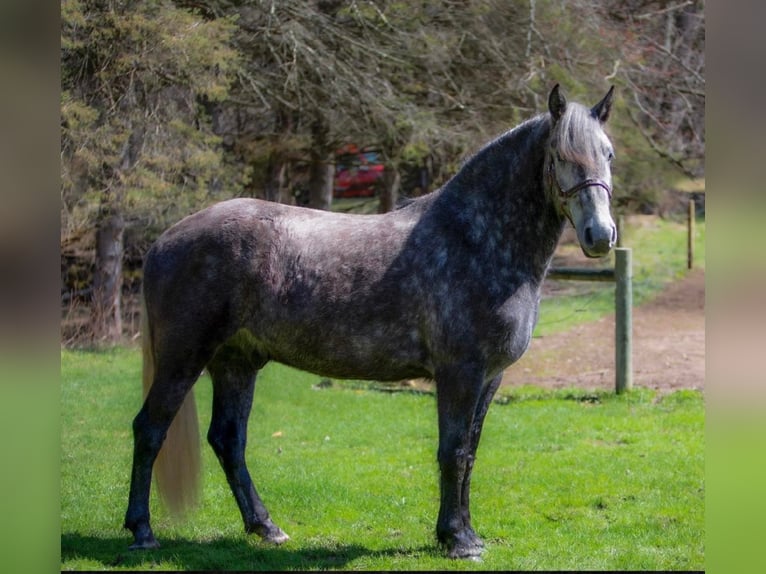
[{"x1": 60, "y1": 0, "x2": 705, "y2": 344}]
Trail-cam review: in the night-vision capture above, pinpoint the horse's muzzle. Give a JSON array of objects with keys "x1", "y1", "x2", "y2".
[{"x1": 581, "y1": 219, "x2": 617, "y2": 258}]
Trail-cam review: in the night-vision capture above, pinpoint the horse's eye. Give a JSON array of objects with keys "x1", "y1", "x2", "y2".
[{"x1": 607, "y1": 151, "x2": 615, "y2": 163}]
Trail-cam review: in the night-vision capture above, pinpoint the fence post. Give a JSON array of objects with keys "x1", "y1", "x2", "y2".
[
  {"x1": 615, "y1": 248, "x2": 633, "y2": 394},
  {"x1": 616, "y1": 214, "x2": 624, "y2": 248},
  {"x1": 687, "y1": 199, "x2": 695, "y2": 270}
]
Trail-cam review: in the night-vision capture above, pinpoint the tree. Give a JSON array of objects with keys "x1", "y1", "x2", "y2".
[
  {"x1": 60, "y1": 0, "x2": 705, "y2": 344},
  {"x1": 609, "y1": 0, "x2": 705, "y2": 177},
  {"x1": 61, "y1": 0, "x2": 239, "y2": 343}
]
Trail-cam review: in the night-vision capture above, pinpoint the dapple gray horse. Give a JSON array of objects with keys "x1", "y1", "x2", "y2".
[{"x1": 125, "y1": 84, "x2": 616, "y2": 558}]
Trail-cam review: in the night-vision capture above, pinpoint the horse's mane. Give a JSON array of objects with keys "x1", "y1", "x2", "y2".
[
  {"x1": 394, "y1": 102, "x2": 605, "y2": 212},
  {"x1": 394, "y1": 195, "x2": 417, "y2": 210}
]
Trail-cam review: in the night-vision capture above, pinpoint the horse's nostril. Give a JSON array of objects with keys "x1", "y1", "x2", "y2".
[
  {"x1": 611, "y1": 226, "x2": 617, "y2": 245},
  {"x1": 584, "y1": 227, "x2": 594, "y2": 247}
]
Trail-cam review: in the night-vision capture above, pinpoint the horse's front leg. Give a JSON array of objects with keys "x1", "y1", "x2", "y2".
[
  {"x1": 459, "y1": 373, "x2": 504, "y2": 548},
  {"x1": 434, "y1": 363, "x2": 485, "y2": 559}
]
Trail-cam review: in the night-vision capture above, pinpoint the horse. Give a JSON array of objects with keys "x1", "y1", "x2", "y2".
[{"x1": 124, "y1": 84, "x2": 617, "y2": 559}]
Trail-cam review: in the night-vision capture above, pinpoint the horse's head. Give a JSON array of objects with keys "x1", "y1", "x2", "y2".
[{"x1": 546, "y1": 84, "x2": 617, "y2": 258}]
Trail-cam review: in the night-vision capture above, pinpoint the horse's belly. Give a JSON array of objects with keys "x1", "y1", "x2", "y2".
[
  {"x1": 251, "y1": 313, "x2": 433, "y2": 382},
  {"x1": 268, "y1": 341, "x2": 431, "y2": 382}
]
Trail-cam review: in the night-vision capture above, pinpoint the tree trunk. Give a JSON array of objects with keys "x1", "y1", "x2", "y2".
[
  {"x1": 308, "y1": 157, "x2": 333, "y2": 211},
  {"x1": 378, "y1": 164, "x2": 400, "y2": 213},
  {"x1": 419, "y1": 155, "x2": 433, "y2": 196},
  {"x1": 89, "y1": 123, "x2": 144, "y2": 343},
  {"x1": 307, "y1": 122, "x2": 333, "y2": 211},
  {"x1": 264, "y1": 110, "x2": 291, "y2": 203},
  {"x1": 264, "y1": 150, "x2": 286, "y2": 203},
  {"x1": 91, "y1": 209, "x2": 125, "y2": 343}
]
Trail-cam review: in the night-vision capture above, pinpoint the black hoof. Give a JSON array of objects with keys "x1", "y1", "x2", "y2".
[
  {"x1": 446, "y1": 543, "x2": 483, "y2": 559},
  {"x1": 441, "y1": 529, "x2": 485, "y2": 559},
  {"x1": 127, "y1": 523, "x2": 160, "y2": 550}
]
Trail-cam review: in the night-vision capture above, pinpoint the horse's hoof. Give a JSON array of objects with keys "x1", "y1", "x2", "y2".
[
  {"x1": 443, "y1": 529, "x2": 485, "y2": 559},
  {"x1": 128, "y1": 538, "x2": 160, "y2": 551},
  {"x1": 447, "y1": 544, "x2": 483, "y2": 559},
  {"x1": 126, "y1": 523, "x2": 160, "y2": 550},
  {"x1": 248, "y1": 522, "x2": 290, "y2": 545},
  {"x1": 264, "y1": 528, "x2": 290, "y2": 545}
]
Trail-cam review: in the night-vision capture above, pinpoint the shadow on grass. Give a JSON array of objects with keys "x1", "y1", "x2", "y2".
[{"x1": 61, "y1": 532, "x2": 437, "y2": 570}]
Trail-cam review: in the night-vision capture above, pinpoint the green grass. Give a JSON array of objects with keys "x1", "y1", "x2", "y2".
[{"x1": 61, "y1": 349, "x2": 703, "y2": 571}]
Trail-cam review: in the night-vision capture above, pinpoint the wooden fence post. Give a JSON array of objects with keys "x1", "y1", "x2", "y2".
[
  {"x1": 687, "y1": 199, "x2": 695, "y2": 270},
  {"x1": 615, "y1": 248, "x2": 633, "y2": 394},
  {"x1": 616, "y1": 214, "x2": 624, "y2": 248}
]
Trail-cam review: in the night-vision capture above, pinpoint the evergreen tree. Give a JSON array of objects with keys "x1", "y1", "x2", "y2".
[{"x1": 61, "y1": 0, "x2": 239, "y2": 342}]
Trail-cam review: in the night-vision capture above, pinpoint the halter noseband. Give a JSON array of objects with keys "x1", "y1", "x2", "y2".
[{"x1": 546, "y1": 157, "x2": 612, "y2": 200}]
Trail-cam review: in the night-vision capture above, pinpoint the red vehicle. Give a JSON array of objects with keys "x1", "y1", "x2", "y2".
[{"x1": 333, "y1": 144, "x2": 385, "y2": 198}]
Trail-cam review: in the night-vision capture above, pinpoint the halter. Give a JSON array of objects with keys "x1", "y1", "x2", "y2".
[{"x1": 546, "y1": 157, "x2": 612, "y2": 201}]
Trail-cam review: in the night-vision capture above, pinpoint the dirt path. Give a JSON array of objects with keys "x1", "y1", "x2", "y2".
[{"x1": 501, "y1": 269, "x2": 705, "y2": 392}]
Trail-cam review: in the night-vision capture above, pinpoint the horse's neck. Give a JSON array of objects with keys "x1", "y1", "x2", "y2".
[{"x1": 440, "y1": 118, "x2": 565, "y2": 280}]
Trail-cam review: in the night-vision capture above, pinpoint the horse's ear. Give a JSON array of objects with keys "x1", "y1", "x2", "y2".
[
  {"x1": 591, "y1": 86, "x2": 615, "y2": 124},
  {"x1": 548, "y1": 84, "x2": 567, "y2": 123}
]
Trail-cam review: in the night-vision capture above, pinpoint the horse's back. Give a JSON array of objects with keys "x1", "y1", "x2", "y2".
[{"x1": 144, "y1": 197, "x2": 411, "y2": 290}]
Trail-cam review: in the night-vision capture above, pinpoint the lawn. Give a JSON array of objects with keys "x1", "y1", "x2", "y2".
[{"x1": 61, "y1": 348, "x2": 704, "y2": 571}]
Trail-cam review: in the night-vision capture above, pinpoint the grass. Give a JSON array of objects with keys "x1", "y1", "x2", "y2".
[{"x1": 61, "y1": 349, "x2": 704, "y2": 571}]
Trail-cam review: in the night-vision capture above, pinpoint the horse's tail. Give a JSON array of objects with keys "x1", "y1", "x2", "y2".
[{"x1": 140, "y1": 290, "x2": 201, "y2": 518}]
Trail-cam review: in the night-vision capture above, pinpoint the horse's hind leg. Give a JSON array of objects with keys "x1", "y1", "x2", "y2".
[
  {"x1": 124, "y1": 360, "x2": 205, "y2": 549},
  {"x1": 206, "y1": 353, "x2": 289, "y2": 544}
]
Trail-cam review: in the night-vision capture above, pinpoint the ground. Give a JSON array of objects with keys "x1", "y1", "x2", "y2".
[{"x1": 502, "y1": 268, "x2": 705, "y2": 392}]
